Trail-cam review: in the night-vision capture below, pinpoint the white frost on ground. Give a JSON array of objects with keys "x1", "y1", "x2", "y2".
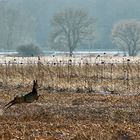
[{"x1": 0, "y1": 56, "x2": 139, "y2": 64}]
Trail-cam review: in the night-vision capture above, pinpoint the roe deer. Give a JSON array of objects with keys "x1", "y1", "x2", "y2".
[{"x1": 4, "y1": 80, "x2": 40, "y2": 109}]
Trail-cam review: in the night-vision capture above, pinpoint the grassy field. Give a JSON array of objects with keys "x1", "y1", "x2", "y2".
[{"x1": 0, "y1": 56, "x2": 140, "y2": 139}]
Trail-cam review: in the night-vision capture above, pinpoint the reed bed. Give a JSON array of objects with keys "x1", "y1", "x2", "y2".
[{"x1": 0, "y1": 56, "x2": 140, "y2": 95}]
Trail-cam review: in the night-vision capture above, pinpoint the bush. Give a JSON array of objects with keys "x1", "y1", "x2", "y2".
[{"x1": 17, "y1": 43, "x2": 43, "y2": 56}]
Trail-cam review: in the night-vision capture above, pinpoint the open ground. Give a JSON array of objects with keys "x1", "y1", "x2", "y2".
[{"x1": 0, "y1": 56, "x2": 140, "y2": 140}]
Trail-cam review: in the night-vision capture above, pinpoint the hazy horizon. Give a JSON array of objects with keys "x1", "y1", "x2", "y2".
[{"x1": 1, "y1": 0, "x2": 140, "y2": 52}]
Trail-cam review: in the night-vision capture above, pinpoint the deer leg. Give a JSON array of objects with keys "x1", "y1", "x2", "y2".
[{"x1": 4, "y1": 100, "x2": 16, "y2": 109}]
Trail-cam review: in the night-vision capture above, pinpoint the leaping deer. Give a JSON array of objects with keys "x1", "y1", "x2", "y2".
[{"x1": 4, "y1": 80, "x2": 40, "y2": 109}]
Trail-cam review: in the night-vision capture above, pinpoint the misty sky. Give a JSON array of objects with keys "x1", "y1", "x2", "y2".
[{"x1": 1, "y1": 0, "x2": 140, "y2": 50}]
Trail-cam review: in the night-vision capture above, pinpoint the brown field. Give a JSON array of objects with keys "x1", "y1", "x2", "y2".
[{"x1": 0, "y1": 56, "x2": 140, "y2": 140}]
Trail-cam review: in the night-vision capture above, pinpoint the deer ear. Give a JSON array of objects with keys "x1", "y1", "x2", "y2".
[{"x1": 34, "y1": 80, "x2": 38, "y2": 84}]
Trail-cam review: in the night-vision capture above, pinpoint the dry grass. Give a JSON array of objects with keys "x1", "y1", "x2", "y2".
[
  {"x1": 0, "y1": 56, "x2": 140, "y2": 95},
  {"x1": 0, "y1": 56, "x2": 140, "y2": 139}
]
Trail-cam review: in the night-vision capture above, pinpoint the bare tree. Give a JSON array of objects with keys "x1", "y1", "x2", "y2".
[
  {"x1": 49, "y1": 8, "x2": 95, "y2": 56},
  {"x1": 0, "y1": 1, "x2": 37, "y2": 51},
  {"x1": 112, "y1": 19, "x2": 140, "y2": 56}
]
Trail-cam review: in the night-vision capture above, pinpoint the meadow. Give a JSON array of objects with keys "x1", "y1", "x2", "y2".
[{"x1": 0, "y1": 55, "x2": 140, "y2": 140}]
